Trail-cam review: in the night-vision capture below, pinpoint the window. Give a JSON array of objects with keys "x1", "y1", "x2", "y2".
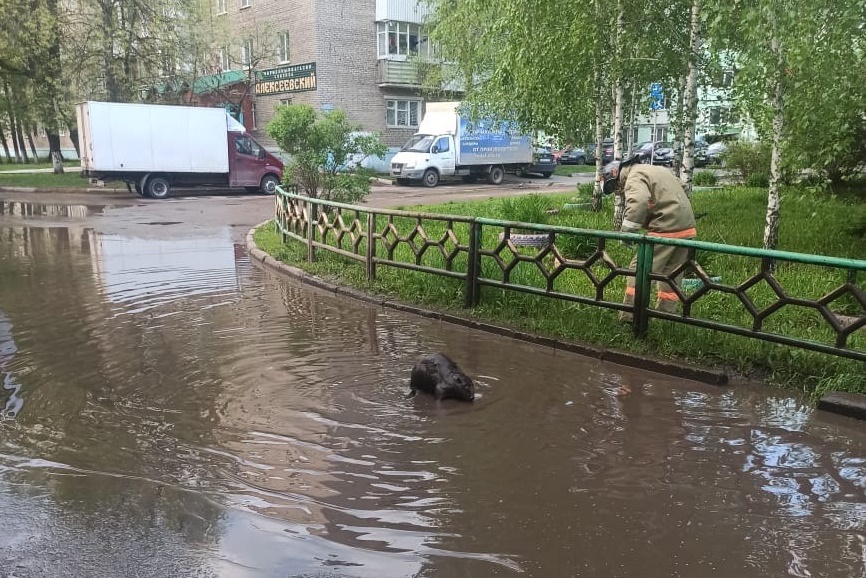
[
  {"x1": 218, "y1": 46, "x2": 230, "y2": 71},
  {"x1": 377, "y1": 22, "x2": 434, "y2": 59},
  {"x1": 721, "y1": 70, "x2": 734, "y2": 88},
  {"x1": 279, "y1": 98, "x2": 292, "y2": 106},
  {"x1": 240, "y1": 0, "x2": 250, "y2": 7},
  {"x1": 240, "y1": 38, "x2": 253, "y2": 68},
  {"x1": 278, "y1": 31, "x2": 290, "y2": 63},
  {"x1": 433, "y1": 137, "x2": 449, "y2": 153},
  {"x1": 216, "y1": 0, "x2": 226, "y2": 13},
  {"x1": 386, "y1": 99, "x2": 421, "y2": 127},
  {"x1": 709, "y1": 107, "x2": 721, "y2": 125},
  {"x1": 235, "y1": 135, "x2": 261, "y2": 157}
]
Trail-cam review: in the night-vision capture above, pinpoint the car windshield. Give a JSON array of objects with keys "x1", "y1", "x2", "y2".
[
  {"x1": 401, "y1": 135, "x2": 436, "y2": 152},
  {"x1": 658, "y1": 142, "x2": 673, "y2": 148}
]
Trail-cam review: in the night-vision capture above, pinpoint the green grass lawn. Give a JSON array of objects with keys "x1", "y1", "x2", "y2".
[
  {"x1": 0, "y1": 161, "x2": 56, "y2": 171},
  {"x1": 554, "y1": 163, "x2": 596, "y2": 176},
  {"x1": 258, "y1": 185, "x2": 866, "y2": 398},
  {"x1": 0, "y1": 171, "x2": 95, "y2": 188}
]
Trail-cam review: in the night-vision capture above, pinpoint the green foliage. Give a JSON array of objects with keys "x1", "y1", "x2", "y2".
[
  {"x1": 267, "y1": 104, "x2": 387, "y2": 202},
  {"x1": 722, "y1": 141, "x2": 771, "y2": 185},
  {"x1": 692, "y1": 170, "x2": 718, "y2": 186},
  {"x1": 745, "y1": 173, "x2": 770, "y2": 188}
]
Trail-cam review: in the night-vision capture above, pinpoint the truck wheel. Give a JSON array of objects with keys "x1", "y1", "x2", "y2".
[
  {"x1": 259, "y1": 174, "x2": 280, "y2": 195},
  {"x1": 422, "y1": 169, "x2": 439, "y2": 188},
  {"x1": 514, "y1": 167, "x2": 525, "y2": 177},
  {"x1": 145, "y1": 176, "x2": 171, "y2": 199},
  {"x1": 487, "y1": 166, "x2": 505, "y2": 185},
  {"x1": 542, "y1": 172, "x2": 553, "y2": 179}
]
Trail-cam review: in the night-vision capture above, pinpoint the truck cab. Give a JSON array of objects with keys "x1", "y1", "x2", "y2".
[
  {"x1": 229, "y1": 132, "x2": 285, "y2": 194},
  {"x1": 391, "y1": 134, "x2": 457, "y2": 187}
]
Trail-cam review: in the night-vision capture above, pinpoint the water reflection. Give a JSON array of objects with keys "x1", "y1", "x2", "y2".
[
  {"x1": 0, "y1": 218, "x2": 863, "y2": 578},
  {"x1": 0, "y1": 200, "x2": 107, "y2": 218},
  {"x1": 0, "y1": 312, "x2": 23, "y2": 418}
]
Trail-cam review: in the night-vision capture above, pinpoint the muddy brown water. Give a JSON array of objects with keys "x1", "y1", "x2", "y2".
[{"x1": 0, "y1": 196, "x2": 864, "y2": 578}]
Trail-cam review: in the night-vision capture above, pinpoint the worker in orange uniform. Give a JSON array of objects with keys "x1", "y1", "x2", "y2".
[{"x1": 601, "y1": 157, "x2": 697, "y2": 322}]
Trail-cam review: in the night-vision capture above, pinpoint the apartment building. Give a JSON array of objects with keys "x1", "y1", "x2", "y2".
[{"x1": 209, "y1": 0, "x2": 451, "y2": 148}]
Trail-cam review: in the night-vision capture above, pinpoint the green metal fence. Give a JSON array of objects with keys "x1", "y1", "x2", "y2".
[{"x1": 274, "y1": 186, "x2": 866, "y2": 362}]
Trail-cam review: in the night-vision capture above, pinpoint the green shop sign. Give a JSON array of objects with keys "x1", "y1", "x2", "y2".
[{"x1": 255, "y1": 62, "x2": 317, "y2": 95}]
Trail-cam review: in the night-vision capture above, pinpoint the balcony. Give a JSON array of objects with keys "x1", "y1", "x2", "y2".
[{"x1": 377, "y1": 59, "x2": 463, "y2": 93}]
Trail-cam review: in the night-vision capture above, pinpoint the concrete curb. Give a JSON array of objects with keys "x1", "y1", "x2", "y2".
[
  {"x1": 817, "y1": 392, "x2": 866, "y2": 421},
  {"x1": 246, "y1": 222, "x2": 729, "y2": 387}
]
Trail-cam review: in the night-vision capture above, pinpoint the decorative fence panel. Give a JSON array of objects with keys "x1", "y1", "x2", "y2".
[{"x1": 274, "y1": 186, "x2": 866, "y2": 362}]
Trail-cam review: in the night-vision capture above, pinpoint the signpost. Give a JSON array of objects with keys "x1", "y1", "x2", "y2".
[{"x1": 649, "y1": 83, "x2": 664, "y2": 165}]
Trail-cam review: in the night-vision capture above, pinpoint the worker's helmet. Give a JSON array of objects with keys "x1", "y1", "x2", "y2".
[{"x1": 601, "y1": 155, "x2": 641, "y2": 195}]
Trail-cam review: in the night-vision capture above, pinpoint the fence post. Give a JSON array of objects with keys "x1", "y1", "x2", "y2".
[
  {"x1": 366, "y1": 212, "x2": 376, "y2": 281},
  {"x1": 632, "y1": 240, "x2": 654, "y2": 337},
  {"x1": 306, "y1": 197, "x2": 316, "y2": 263},
  {"x1": 465, "y1": 220, "x2": 481, "y2": 307}
]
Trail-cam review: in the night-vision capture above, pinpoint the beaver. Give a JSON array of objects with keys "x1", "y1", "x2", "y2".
[{"x1": 408, "y1": 353, "x2": 475, "y2": 402}]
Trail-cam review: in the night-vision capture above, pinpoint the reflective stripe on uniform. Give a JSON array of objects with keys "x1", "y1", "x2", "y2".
[
  {"x1": 647, "y1": 227, "x2": 697, "y2": 239},
  {"x1": 657, "y1": 290, "x2": 680, "y2": 301},
  {"x1": 625, "y1": 286, "x2": 636, "y2": 296}
]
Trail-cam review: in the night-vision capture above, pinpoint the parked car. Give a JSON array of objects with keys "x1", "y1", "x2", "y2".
[
  {"x1": 706, "y1": 141, "x2": 728, "y2": 165},
  {"x1": 560, "y1": 147, "x2": 587, "y2": 165},
  {"x1": 693, "y1": 139, "x2": 709, "y2": 167},
  {"x1": 517, "y1": 148, "x2": 557, "y2": 178},
  {"x1": 632, "y1": 141, "x2": 675, "y2": 166},
  {"x1": 600, "y1": 138, "x2": 614, "y2": 164},
  {"x1": 671, "y1": 139, "x2": 710, "y2": 167}
]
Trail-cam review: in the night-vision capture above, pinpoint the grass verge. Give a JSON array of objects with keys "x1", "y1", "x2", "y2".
[
  {"x1": 554, "y1": 164, "x2": 595, "y2": 176},
  {"x1": 254, "y1": 185, "x2": 866, "y2": 399},
  {"x1": 0, "y1": 171, "x2": 94, "y2": 188}
]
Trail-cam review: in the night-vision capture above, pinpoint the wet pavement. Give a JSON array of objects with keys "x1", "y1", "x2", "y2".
[{"x1": 0, "y1": 192, "x2": 864, "y2": 578}]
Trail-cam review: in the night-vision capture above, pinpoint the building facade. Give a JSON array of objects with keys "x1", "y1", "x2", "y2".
[{"x1": 210, "y1": 0, "x2": 449, "y2": 151}]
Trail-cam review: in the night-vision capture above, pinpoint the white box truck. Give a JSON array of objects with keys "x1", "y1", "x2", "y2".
[
  {"x1": 76, "y1": 101, "x2": 284, "y2": 199},
  {"x1": 389, "y1": 102, "x2": 535, "y2": 187}
]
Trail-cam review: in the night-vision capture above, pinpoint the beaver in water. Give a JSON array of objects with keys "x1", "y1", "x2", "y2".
[{"x1": 408, "y1": 353, "x2": 475, "y2": 402}]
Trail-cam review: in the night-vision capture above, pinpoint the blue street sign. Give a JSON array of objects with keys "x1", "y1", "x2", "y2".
[{"x1": 649, "y1": 82, "x2": 664, "y2": 110}]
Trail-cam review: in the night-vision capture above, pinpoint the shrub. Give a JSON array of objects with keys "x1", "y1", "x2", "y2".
[
  {"x1": 577, "y1": 182, "x2": 595, "y2": 198},
  {"x1": 746, "y1": 173, "x2": 770, "y2": 188},
  {"x1": 497, "y1": 194, "x2": 552, "y2": 225},
  {"x1": 555, "y1": 232, "x2": 598, "y2": 260},
  {"x1": 722, "y1": 141, "x2": 771, "y2": 185},
  {"x1": 267, "y1": 104, "x2": 387, "y2": 201},
  {"x1": 692, "y1": 171, "x2": 717, "y2": 186}
]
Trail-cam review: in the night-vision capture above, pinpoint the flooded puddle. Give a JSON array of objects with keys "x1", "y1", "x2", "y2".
[
  {"x1": 0, "y1": 200, "x2": 109, "y2": 218},
  {"x1": 0, "y1": 215, "x2": 864, "y2": 577}
]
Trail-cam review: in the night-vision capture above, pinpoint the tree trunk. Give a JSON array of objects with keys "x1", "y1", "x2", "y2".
[
  {"x1": 593, "y1": 63, "x2": 604, "y2": 212},
  {"x1": 764, "y1": 36, "x2": 785, "y2": 251},
  {"x1": 626, "y1": 82, "x2": 637, "y2": 156},
  {"x1": 102, "y1": 2, "x2": 120, "y2": 101},
  {"x1": 0, "y1": 123, "x2": 11, "y2": 162},
  {"x1": 4, "y1": 82, "x2": 22, "y2": 163},
  {"x1": 27, "y1": 129, "x2": 39, "y2": 161},
  {"x1": 69, "y1": 126, "x2": 80, "y2": 157},
  {"x1": 47, "y1": 131, "x2": 62, "y2": 159},
  {"x1": 15, "y1": 121, "x2": 29, "y2": 164},
  {"x1": 672, "y1": 75, "x2": 686, "y2": 178},
  {"x1": 680, "y1": 0, "x2": 701, "y2": 198},
  {"x1": 612, "y1": 0, "x2": 625, "y2": 161}
]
